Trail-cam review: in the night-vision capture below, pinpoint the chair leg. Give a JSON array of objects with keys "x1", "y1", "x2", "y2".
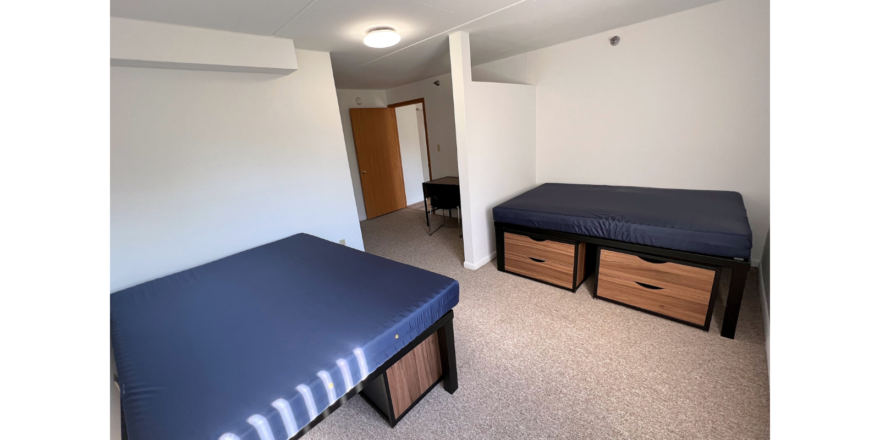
[
  {"x1": 424, "y1": 198, "x2": 430, "y2": 234},
  {"x1": 428, "y1": 208, "x2": 445, "y2": 235}
]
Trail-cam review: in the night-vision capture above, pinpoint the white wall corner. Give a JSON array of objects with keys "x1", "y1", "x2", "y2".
[
  {"x1": 111, "y1": 17, "x2": 298, "y2": 74},
  {"x1": 464, "y1": 251, "x2": 496, "y2": 271},
  {"x1": 758, "y1": 263, "x2": 770, "y2": 376}
]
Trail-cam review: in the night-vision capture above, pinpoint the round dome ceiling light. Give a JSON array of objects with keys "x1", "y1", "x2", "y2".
[{"x1": 364, "y1": 28, "x2": 401, "y2": 48}]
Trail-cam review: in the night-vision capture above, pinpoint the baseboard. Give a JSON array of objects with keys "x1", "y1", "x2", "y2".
[
  {"x1": 464, "y1": 251, "x2": 496, "y2": 271},
  {"x1": 758, "y1": 264, "x2": 770, "y2": 376}
]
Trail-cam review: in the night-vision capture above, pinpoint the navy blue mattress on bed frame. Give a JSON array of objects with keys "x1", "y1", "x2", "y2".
[
  {"x1": 111, "y1": 233, "x2": 459, "y2": 440},
  {"x1": 493, "y1": 183, "x2": 752, "y2": 259},
  {"x1": 493, "y1": 183, "x2": 753, "y2": 339}
]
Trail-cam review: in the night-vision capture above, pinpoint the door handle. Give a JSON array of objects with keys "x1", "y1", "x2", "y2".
[
  {"x1": 637, "y1": 256, "x2": 666, "y2": 264},
  {"x1": 361, "y1": 170, "x2": 367, "y2": 174}
]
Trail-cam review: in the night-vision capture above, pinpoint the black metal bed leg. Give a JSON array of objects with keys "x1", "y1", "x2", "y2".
[
  {"x1": 721, "y1": 265, "x2": 749, "y2": 339},
  {"x1": 495, "y1": 225, "x2": 505, "y2": 270},
  {"x1": 437, "y1": 313, "x2": 458, "y2": 394},
  {"x1": 120, "y1": 400, "x2": 128, "y2": 440}
]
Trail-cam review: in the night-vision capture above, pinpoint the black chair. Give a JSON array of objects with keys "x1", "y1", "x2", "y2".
[{"x1": 422, "y1": 178, "x2": 461, "y2": 237}]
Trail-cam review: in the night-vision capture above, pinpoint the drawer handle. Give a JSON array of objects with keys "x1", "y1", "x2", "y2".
[
  {"x1": 637, "y1": 256, "x2": 666, "y2": 264},
  {"x1": 528, "y1": 257, "x2": 546, "y2": 263},
  {"x1": 635, "y1": 281, "x2": 663, "y2": 290},
  {"x1": 527, "y1": 236, "x2": 547, "y2": 242}
]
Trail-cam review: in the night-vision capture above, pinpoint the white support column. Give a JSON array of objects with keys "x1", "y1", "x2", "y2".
[
  {"x1": 449, "y1": 31, "x2": 537, "y2": 271},
  {"x1": 448, "y1": 32, "x2": 477, "y2": 269}
]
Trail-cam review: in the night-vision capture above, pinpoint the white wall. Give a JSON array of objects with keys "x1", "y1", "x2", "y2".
[
  {"x1": 111, "y1": 17, "x2": 297, "y2": 74},
  {"x1": 111, "y1": 48, "x2": 364, "y2": 292},
  {"x1": 472, "y1": 54, "x2": 530, "y2": 85},
  {"x1": 395, "y1": 104, "x2": 428, "y2": 205},
  {"x1": 464, "y1": 82, "x2": 537, "y2": 268},
  {"x1": 473, "y1": 0, "x2": 770, "y2": 262},
  {"x1": 335, "y1": 89, "x2": 387, "y2": 221},
  {"x1": 386, "y1": 74, "x2": 458, "y2": 179},
  {"x1": 450, "y1": 32, "x2": 537, "y2": 270}
]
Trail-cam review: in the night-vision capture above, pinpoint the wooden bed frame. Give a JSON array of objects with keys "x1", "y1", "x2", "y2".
[
  {"x1": 119, "y1": 310, "x2": 458, "y2": 440},
  {"x1": 496, "y1": 221, "x2": 751, "y2": 339}
]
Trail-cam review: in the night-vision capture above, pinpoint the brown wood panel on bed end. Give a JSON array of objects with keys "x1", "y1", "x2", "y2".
[{"x1": 386, "y1": 332, "x2": 443, "y2": 419}]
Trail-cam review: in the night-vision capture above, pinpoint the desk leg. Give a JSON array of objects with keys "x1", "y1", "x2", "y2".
[
  {"x1": 721, "y1": 265, "x2": 749, "y2": 339},
  {"x1": 424, "y1": 198, "x2": 430, "y2": 233}
]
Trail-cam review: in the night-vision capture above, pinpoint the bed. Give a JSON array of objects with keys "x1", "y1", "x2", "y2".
[
  {"x1": 111, "y1": 233, "x2": 459, "y2": 440},
  {"x1": 493, "y1": 183, "x2": 752, "y2": 259},
  {"x1": 493, "y1": 183, "x2": 752, "y2": 338}
]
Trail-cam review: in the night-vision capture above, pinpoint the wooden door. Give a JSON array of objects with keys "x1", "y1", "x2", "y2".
[{"x1": 350, "y1": 108, "x2": 407, "y2": 219}]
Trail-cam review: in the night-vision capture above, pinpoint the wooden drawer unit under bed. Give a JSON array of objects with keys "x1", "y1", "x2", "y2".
[
  {"x1": 596, "y1": 248, "x2": 719, "y2": 328},
  {"x1": 360, "y1": 329, "x2": 450, "y2": 427},
  {"x1": 502, "y1": 232, "x2": 588, "y2": 290}
]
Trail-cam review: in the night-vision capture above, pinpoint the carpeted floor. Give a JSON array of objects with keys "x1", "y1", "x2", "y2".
[{"x1": 306, "y1": 208, "x2": 769, "y2": 439}]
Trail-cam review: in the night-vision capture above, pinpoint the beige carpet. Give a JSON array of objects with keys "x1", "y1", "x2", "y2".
[
  {"x1": 408, "y1": 201, "x2": 431, "y2": 211},
  {"x1": 306, "y1": 208, "x2": 769, "y2": 439}
]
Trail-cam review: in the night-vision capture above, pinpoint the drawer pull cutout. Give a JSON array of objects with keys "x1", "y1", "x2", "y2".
[
  {"x1": 528, "y1": 236, "x2": 547, "y2": 242},
  {"x1": 528, "y1": 257, "x2": 546, "y2": 263},
  {"x1": 637, "y1": 256, "x2": 666, "y2": 264},
  {"x1": 634, "y1": 281, "x2": 663, "y2": 290}
]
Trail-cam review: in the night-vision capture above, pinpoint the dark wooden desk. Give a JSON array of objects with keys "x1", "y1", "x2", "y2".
[{"x1": 422, "y1": 177, "x2": 460, "y2": 235}]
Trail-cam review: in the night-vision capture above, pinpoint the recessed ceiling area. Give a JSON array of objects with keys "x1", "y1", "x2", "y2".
[{"x1": 111, "y1": 0, "x2": 723, "y2": 89}]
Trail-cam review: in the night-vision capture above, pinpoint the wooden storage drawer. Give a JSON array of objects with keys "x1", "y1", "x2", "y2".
[
  {"x1": 386, "y1": 332, "x2": 443, "y2": 419},
  {"x1": 503, "y1": 232, "x2": 587, "y2": 290},
  {"x1": 599, "y1": 249, "x2": 715, "y2": 299},
  {"x1": 505, "y1": 232, "x2": 576, "y2": 266},
  {"x1": 596, "y1": 273, "x2": 712, "y2": 325},
  {"x1": 506, "y1": 252, "x2": 575, "y2": 288},
  {"x1": 361, "y1": 331, "x2": 445, "y2": 424}
]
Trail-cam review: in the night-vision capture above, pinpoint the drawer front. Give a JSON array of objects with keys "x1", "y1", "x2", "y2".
[
  {"x1": 504, "y1": 232, "x2": 575, "y2": 267},
  {"x1": 386, "y1": 332, "x2": 443, "y2": 419},
  {"x1": 596, "y1": 273, "x2": 711, "y2": 325},
  {"x1": 599, "y1": 249, "x2": 714, "y2": 300},
  {"x1": 506, "y1": 251, "x2": 575, "y2": 288}
]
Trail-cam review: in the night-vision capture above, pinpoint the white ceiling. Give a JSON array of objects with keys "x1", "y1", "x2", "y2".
[{"x1": 111, "y1": 0, "x2": 723, "y2": 89}]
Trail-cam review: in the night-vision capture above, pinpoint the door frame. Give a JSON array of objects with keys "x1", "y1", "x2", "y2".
[{"x1": 388, "y1": 98, "x2": 433, "y2": 181}]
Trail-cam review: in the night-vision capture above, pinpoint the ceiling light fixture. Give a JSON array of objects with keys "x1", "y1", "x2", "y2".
[{"x1": 364, "y1": 28, "x2": 400, "y2": 48}]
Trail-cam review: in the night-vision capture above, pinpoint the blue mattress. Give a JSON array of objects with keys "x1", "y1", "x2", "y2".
[
  {"x1": 111, "y1": 234, "x2": 459, "y2": 440},
  {"x1": 493, "y1": 183, "x2": 752, "y2": 259}
]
